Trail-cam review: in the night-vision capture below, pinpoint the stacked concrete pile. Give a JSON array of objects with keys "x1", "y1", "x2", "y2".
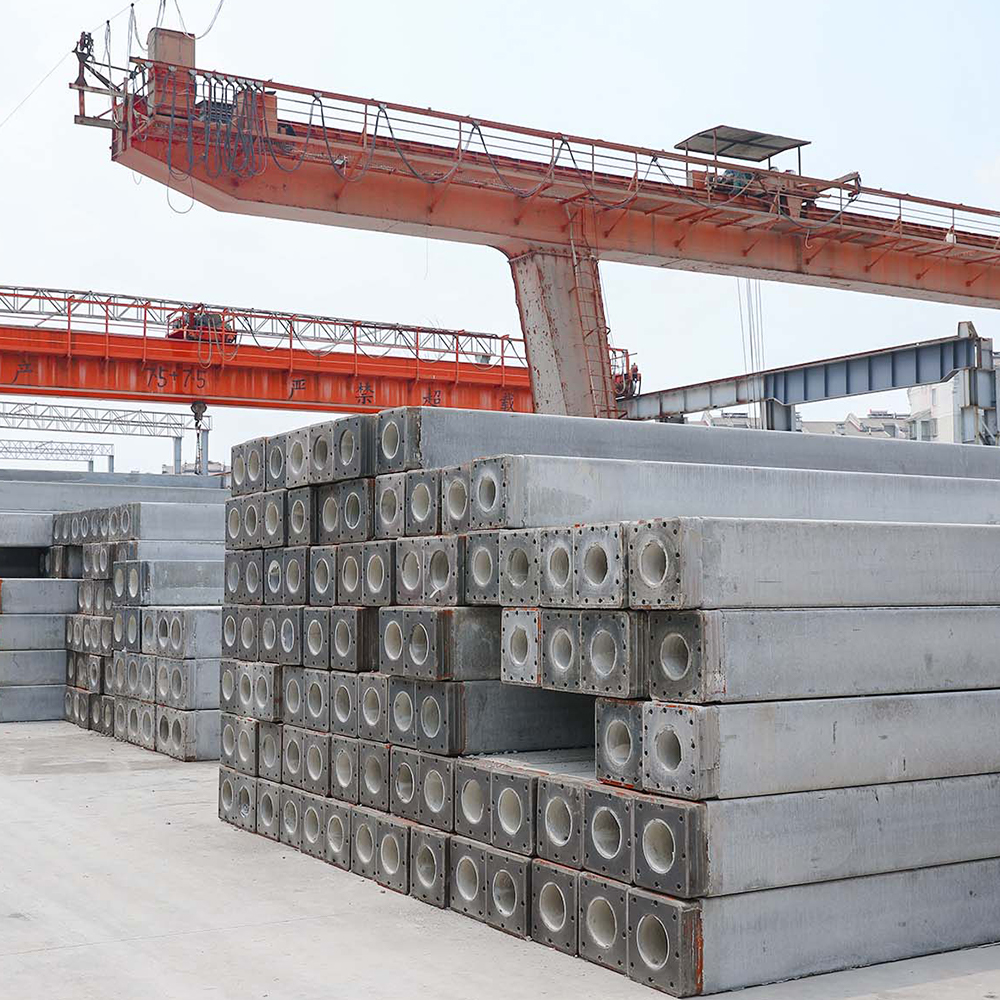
[
  {"x1": 0, "y1": 468, "x2": 228, "y2": 723},
  {"x1": 59, "y1": 502, "x2": 224, "y2": 759},
  {"x1": 219, "y1": 407, "x2": 1000, "y2": 996}
]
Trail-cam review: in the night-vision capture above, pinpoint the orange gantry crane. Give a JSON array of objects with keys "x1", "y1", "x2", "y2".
[
  {"x1": 0, "y1": 286, "x2": 538, "y2": 412},
  {"x1": 73, "y1": 29, "x2": 1000, "y2": 419}
]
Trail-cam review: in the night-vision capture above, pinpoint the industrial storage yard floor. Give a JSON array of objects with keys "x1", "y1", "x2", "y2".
[{"x1": 2, "y1": 724, "x2": 998, "y2": 1000}]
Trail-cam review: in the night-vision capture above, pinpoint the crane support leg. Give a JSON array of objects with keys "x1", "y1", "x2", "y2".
[{"x1": 507, "y1": 248, "x2": 618, "y2": 418}]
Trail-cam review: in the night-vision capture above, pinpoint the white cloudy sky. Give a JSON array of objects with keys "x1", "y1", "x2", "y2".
[{"x1": 2, "y1": 0, "x2": 999, "y2": 472}]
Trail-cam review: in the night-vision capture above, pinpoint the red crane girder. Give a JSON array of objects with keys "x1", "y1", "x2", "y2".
[
  {"x1": 0, "y1": 288, "x2": 535, "y2": 412},
  {"x1": 88, "y1": 56, "x2": 1000, "y2": 309}
]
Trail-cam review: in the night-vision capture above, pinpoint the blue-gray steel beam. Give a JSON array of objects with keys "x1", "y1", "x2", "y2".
[{"x1": 624, "y1": 324, "x2": 994, "y2": 421}]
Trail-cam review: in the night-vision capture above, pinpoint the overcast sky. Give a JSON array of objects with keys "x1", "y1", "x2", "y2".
[{"x1": 2, "y1": 0, "x2": 999, "y2": 472}]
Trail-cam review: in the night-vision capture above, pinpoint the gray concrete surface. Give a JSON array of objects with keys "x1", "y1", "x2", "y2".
[{"x1": 0, "y1": 723, "x2": 997, "y2": 1000}]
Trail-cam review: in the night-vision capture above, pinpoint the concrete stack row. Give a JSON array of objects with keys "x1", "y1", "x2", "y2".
[
  {"x1": 59, "y1": 502, "x2": 225, "y2": 759},
  {"x1": 0, "y1": 468, "x2": 228, "y2": 723},
  {"x1": 218, "y1": 407, "x2": 1000, "y2": 996}
]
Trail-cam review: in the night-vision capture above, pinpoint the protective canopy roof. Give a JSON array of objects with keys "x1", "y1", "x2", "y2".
[{"x1": 675, "y1": 126, "x2": 810, "y2": 162}]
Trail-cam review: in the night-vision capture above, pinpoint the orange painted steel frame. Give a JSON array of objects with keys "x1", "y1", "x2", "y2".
[
  {"x1": 111, "y1": 59, "x2": 1000, "y2": 310},
  {"x1": 0, "y1": 324, "x2": 533, "y2": 412}
]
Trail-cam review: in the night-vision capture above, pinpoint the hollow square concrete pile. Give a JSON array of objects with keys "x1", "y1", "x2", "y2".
[
  {"x1": 218, "y1": 406, "x2": 1000, "y2": 996},
  {"x1": 57, "y1": 503, "x2": 223, "y2": 758}
]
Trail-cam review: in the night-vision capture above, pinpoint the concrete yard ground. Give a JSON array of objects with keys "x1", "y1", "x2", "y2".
[{"x1": 1, "y1": 724, "x2": 998, "y2": 1000}]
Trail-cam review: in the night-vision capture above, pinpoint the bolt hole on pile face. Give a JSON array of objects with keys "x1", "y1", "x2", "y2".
[
  {"x1": 461, "y1": 778, "x2": 485, "y2": 824},
  {"x1": 380, "y1": 421, "x2": 400, "y2": 461},
  {"x1": 586, "y1": 897, "x2": 617, "y2": 949},
  {"x1": 411, "y1": 482, "x2": 432, "y2": 522},
  {"x1": 471, "y1": 546, "x2": 494, "y2": 588},
  {"x1": 334, "y1": 618, "x2": 352, "y2": 657},
  {"x1": 509, "y1": 625, "x2": 529, "y2": 666},
  {"x1": 539, "y1": 881, "x2": 567, "y2": 932},
  {"x1": 639, "y1": 539, "x2": 669, "y2": 588},
  {"x1": 393, "y1": 691, "x2": 414, "y2": 732},
  {"x1": 590, "y1": 629, "x2": 617, "y2": 677},
  {"x1": 583, "y1": 543, "x2": 610, "y2": 586},
  {"x1": 492, "y1": 870, "x2": 517, "y2": 917},
  {"x1": 334, "y1": 684, "x2": 352, "y2": 723},
  {"x1": 477, "y1": 473, "x2": 498, "y2": 512},
  {"x1": 497, "y1": 787, "x2": 524, "y2": 835},
  {"x1": 381, "y1": 832, "x2": 401, "y2": 875},
  {"x1": 362, "y1": 686, "x2": 382, "y2": 727},
  {"x1": 548, "y1": 545, "x2": 571, "y2": 588},
  {"x1": 415, "y1": 844, "x2": 437, "y2": 888},
  {"x1": 507, "y1": 547, "x2": 529, "y2": 587},
  {"x1": 395, "y1": 762, "x2": 415, "y2": 803},
  {"x1": 636, "y1": 914, "x2": 670, "y2": 971},
  {"x1": 423, "y1": 769, "x2": 446, "y2": 812},
  {"x1": 364, "y1": 755, "x2": 384, "y2": 794},
  {"x1": 384, "y1": 620, "x2": 404, "y2": 661},
  {"x1": 655, "y1": 729, "x2": 683, "y2": 772},
  {"x1": 355, "y1": 822, "x2": 375, "y2": 864},
  {"x1": 419, "y1": 696, "x2": 441, "y2": 739},
  {"x1": 659, "y1": 633, "x2": 691, "y2": 681},
  {"x1": 544, "y1": 795, "x2": 572, "y2": 846},
  {"x1": 366, "y1": 554, "x2": 386, "y2": 594},
  {"x1": 550, "y1": 628, "x2": 574, "y2": 673},
  {"x1": 380, "y1": 488, "x2": 398, "y2": 526},
  {"x1": 455, "y1": 856, "x2": 480, "y2": 902},
  {"x1": 306, "y1": 746, "x2": 323, "y2": 781},
  {"x1": 642, "y1": 819, "x2": 676, "y2": 874},
  {"x1": 446, "y1": 478, "x2": 468, "y2": 521},
  {"x1": 327, "y1": 814, "x2": 345, "y2": 853},
  {"x1": 591, "y1": 807, "x2": 623, "y2": 859},
  {"x1": 339, "y1": 428, "x2": 356, "y2": 466},
  {"x1": 401, "y1": 551, "x2": 421, "y2": 592}
]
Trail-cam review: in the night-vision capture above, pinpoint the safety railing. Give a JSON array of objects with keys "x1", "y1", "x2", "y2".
[{"x1": 112, "y1": 59, "x2": 1000, "y2": 258}]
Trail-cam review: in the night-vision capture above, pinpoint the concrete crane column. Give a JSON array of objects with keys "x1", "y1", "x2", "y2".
[{"x1": 507, "y1": 249, "x2": 616, "y2": 418}]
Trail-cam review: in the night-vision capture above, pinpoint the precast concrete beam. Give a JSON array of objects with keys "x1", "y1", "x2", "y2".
[
  {"x1": 453, "y1": 758, "x2": 492, "y2": 842},
  {"x1": 329, "y1": 608, "x2": 378, "y2": 672},
  {"x1": 256, "y1": 721, "x2": 282, "y2": 783},
  {"x1": 409, "y1": 823, "x2": 450, "y2": 907},
  {"x1": 421, "y1": 535, "x2": 465, "y2": 606},
  {"x1": 469, "y1": 455, "x2": 1000, "y2": 531},
  {"x1": 113, "y1": 540, "x2": 226, "y2": 563},
  {"x1": 357, "y1": 672, "x2": 388, "y2": 741},
  {"x1": 0, "y1": 682, "x2": 65, "y2": 721},
  {"x1": 389, "y1": 745, "x2": 423, "y2": 822},
  {"x1": 596, "y1": 699, "x2": 644, "y2": 788},
  {"x1": 531, "y1": 860, "x2": 580, "y2": 956},
  {"x1": 156, "y1": 706, "x2": 219, "y2": 760},
  {"x1": 485, "y1": 846, "x2": 532, "y2": 938},
  {"x1": 278, "y1": 786, "x2": 302, "y2": 848},
  {"x1": 300, "y1": 792, "x2": 328, "y2": 861},
  {"x1": 360, "y1": 540, "x2": 395, "y2": 607},
  {"x1": 330, "y1": 672, "x2": 358, "y2": 736},
  {"x1": 325, "y1": 800, "x2": 352, "y2": 870},
  {"x1": 377, "y1": 606, "x2": 501, "y2": 680},
  {"x1": 315, "y1": 479, "x2": 374, "y2": 545},
  {"x1": 281, "y1": 666, "x2": 306, "y2": 727},
  {"x1": 119, "y1": 560, "x2": 223, "y2": 608},
  {"x1": 628, "y1": 772, "x2": 1000, "y2": 900},
  {"x1": 449, "y1": 835, "x2": 489, "y2": 922},
  {"x1": 350, "y1": 805, "x2": 380, "y2": 880},
  {"x1": 388, "y1": 678, "x2": 594, "y2": 755},
  {"x1": 464, "y1": 531, "x2": 500, "y2": 605},
  {"x1": 308, "y1": 547, "x2": 338, "y2": 606},
  {"x1": 0, "y1": 482, "x2": 227, "y2": 511},
  {"x1": 375, "y1": 813, "x2": 411, "y2": 893},
  {"x1": 156, "y1": 657, "x2": 219, "y2": 710},
  {"x1": 302, "y1": 669, "x2": 330, "y2": 732},
  {"x1": 357, "y1": 739, "x2": 390, "y2": 812},
  {"x1": 302, "y1": 609, "x2": 330, "y2": 669},
  {"x1": 578, "y1": 873, "x2": 629, "y2": 973},
  {"x1": 393, "y1": 537, "x2": 426, "y2": 605},
  {"x1": 440, "y1": 465, "x2": 471, "y2": 534},
  {"x1": 374, "y1": 473, "x2": 406, "y2": 539},
  {"x1": 281, "y1": 723, "x2": 308, "y2": 790},
  {"x1": 301, "y1": 728, "x2": 331, "y2": 796},
  {"x1": 415, "y1": 752, "x2": 454, "y2": 832},
  {"x1": 330, "y1": 735, "x2": 360, "y2": 804},
  {"x1": 112, "y1": 502, "x2": 225, "y2": 541},
  {"x1": 256, "y1": 778, "x2": 281, "y2": 841},
  {"x1": 647, "y1": 605, "x2": 1000, "y2": 702},
  {"x1": 632, "y1": 858, "x2": 1000, "y2": 995},
  {"x1": 283, "y1": 428, "x2": 310, "y2": 489},
  {"x1": 405, "y1": 470, "x2": 442, "y2": 537},
  {"x1": 643, "y1": 690, "x2": 1000, "y2": 800},
  {"x1": 336, "y1": 543, "x2": 364, "y2": 605},
  {"x1": 0, "y1": 579, "x2": 79, "y2": 614},
  {"x1": 631, "y1": 517, "x2": 1000, "y2": 609},
  {"x1": 259, "y1": 489, "x2": 286, "y2": 549},
  {"x1": 0, "y1": 511, "x2": 53, "y2": 546},
  {"x1": 540, "y1": 610, "x2": 582, "y2": 691},
  {"x1": 0, "y1": 616, "x2": 67, "y2": 651},
  {"x1": 286, "y1": 487, "x2": 315, "y2": 547},
  {"x1": 374, "y1": 404, "x2": 1000, "y2": 480},
  {"x1": 218, "y1": 766, "x2": 256, "y2": 833},
  {"x1": 142, "y1": 607, "x2": 220, "y2": 659}
]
